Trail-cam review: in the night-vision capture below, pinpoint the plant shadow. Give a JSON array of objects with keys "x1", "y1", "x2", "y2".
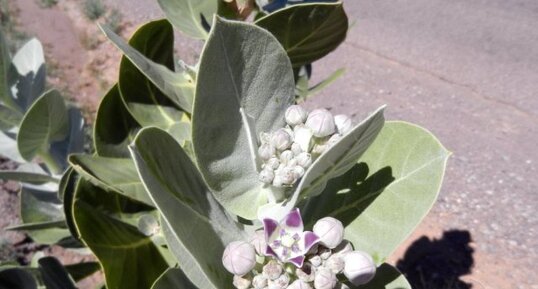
[
  {"x1": 302, "y1": 162, "x2": 394, "y2": 228},
  {"x1": 397, "y1": 230, "x2": 474, "y2": 289}
]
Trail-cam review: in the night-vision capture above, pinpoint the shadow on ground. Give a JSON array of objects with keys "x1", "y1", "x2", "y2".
[{"x1": 397, "y1": 230, "x2": 474, "y2": 289}]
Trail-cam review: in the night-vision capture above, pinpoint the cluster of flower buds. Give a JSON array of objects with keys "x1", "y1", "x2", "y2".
[
  {"x1": 258, "y1": 105, "x2": 354, "y2": 187},
  {"x1": 222, "y1": 210, "x2": 376, "y2": 289}
]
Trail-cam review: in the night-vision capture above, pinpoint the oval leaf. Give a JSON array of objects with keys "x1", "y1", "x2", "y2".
[
  {"x1": 157, "y1": 0, "x2": 217, "y2": 39},
  {"x1": 256, "y1": 2, "x2": 348, "y2": 68},
  {"x1": 17, "y1": 90, "x2": 68, "y2": 162},
  {"x1": 192, "y1": 17, "x2": 295, "y2": 219}
]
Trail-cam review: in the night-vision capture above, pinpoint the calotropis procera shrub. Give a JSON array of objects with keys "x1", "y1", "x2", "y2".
[{"x1": 71, "y1": 16, "x2": 447, "y2": 289}]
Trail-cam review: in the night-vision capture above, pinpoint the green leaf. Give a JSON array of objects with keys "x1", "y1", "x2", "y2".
[
  {"x1": 0, "y1": 105, "x2": 22, "y2": 131},
  {"x1": 192, "y1": 17, "x2": 295, "y2": 219},
  {"x1": 17, "y1": 90, "x2": 69, "y2": 162},
  {"x1": 69, "y1": 154, "x2": 152, "y2": 206},
  {"x1": 255, "y1": 3, "x2": 348, "y2": 68},
  {"x1": 38, "y1": 257, "x2": 77, "y2": 289},
  {"x1": 100, "y1": 24, "x2": 194, "y2": 113},
  {"x1": 358, "y1": 263, "x2": 411, "y2": 289},
  {"x1": 0, "y1": 167, "x2": 57, "y2": 184},
  {"x1": 151, "y1": 268, "x2": 196, "y2": 289},
  {"x1": 6, "y1": 220, "x2": 66, "y2": 231},
  {"x1": 0, "y1": 130, "x2": 25, "y2": 163},
  {"x1": 157, "y1": 0, "x2": 217, "y2": 39},
  {"x1": 306, "y1": 68, "x2": 345, "y2": 98},
  {"x1": 19, "y1": 184, "x2": 70, "y2": 244},
  {"x1": 119, "y1": 19, "x2": 185, "y2": 129},
  {"x1": 8, "y1": 38, "x2": 46, "y2": 112},
  {"x1": 0, "y1": 30, "x2": 18, "y2": 111},
  {"x1": 48, "y1": 107, "x2": 85, "y2": 171},
  {"x1": 130, "y1": 127, "x2": 244, "y2": 289},
  {"x1": 342, "y1": 121, "x2": 449, "y2": 262},
  {"x1": 73, "y1": 179, "x2": 168, "y2": 289},
  {"x1": 64, "y1": 262, "x2": 101, "y2": 282},
  {"x1": 0, "y1": 268, "x2": 37, "y2": 289},
  {"x1": 94, "y1": 84, "x2": 140, "y2": 158},
  {"x1": 59, "y1": 167, "x2": 80, "y2": 239}
]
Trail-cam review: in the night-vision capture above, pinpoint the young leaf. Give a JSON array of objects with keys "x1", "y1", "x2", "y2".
[
  {"x1": 255, "y1": 3, "x2": 348, "y2": 68},
  {"x1": 336, "y1": 121, "x2": 449, "y2": 261},
  {"x1": 94, "y1": 84, "x2": 140, "y2": 158},
  {"x1": 157, "y1": 0, "x2": 217, "y2": 39},
  {"x1": 100, "y1": 24, "x2": 193, "y2": 113},
  {"x1": 130, "y1": 127, "x2": 244, "y2": 289},
  {"x1": 192, "y1": 17, "x2": 295, "y2": 219},
  {"x1": 38, "y1": 257, "x2": 77, "y2": 289},
  {"x1": 17, "y1": 90, "x2": 69, "y2": 163},
  {"x1": 0, "y1": 167, "x2": 57, "y2": 184},
  {"x1": 118, "y1": 19, "x2": 185, "y2": 129}
]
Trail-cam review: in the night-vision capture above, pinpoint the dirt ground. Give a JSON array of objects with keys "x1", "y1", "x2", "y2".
[{"x1": 1, "y1": 0, "x2": 536, "y2": 289}]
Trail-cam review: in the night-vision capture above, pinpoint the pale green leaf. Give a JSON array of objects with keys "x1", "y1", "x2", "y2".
[
  {"x1": 358, "y1": 263, "x2": 412, "y2": 289},
  {"x1": 255, "y1": 3, "x2": 348, "y2": 68},
  {"x1": 0, "y1": 130, "x2": 25, "y2": 163},
  {"x1": 130, "y1": 127, "x2": 244, "y2": 289},
  {"x1": 151, "y1": 268, "x2": 196, "y2": 289},
  {"x1": 157, "y1": 0, "x2": 217, "y2": 39},
  {"x1": 17, "y1": 90, "x2": 69, "y2": 162},
  {"x1": 38, "y1": 257, "x2": 77, "y2": 289},
  {"x1": 0, "y1": 104, "x2": 22, "y2": 130},
  {"x1": 192, "y1": 17, "x2": 295, "y2": 219}
]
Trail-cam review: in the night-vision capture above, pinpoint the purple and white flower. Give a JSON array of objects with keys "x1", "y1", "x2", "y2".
[{"x1": 263, "y1": 208, "x2": 319, "y2": 267}]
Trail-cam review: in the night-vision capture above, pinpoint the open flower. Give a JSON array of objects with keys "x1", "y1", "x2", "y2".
[{"x1": 263, "y1": 208, "x2": 319, "y2": 267}]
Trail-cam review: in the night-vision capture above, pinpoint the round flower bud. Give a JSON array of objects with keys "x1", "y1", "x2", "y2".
[
  {"x1": 314, "y1": 268, "x2": 337, "y2": 289},
  {"x1": 291, "y1": 143, "x2": 303, "y2": 155},
  {"x1": 343, "y1": 251, "x2": 376, "y2": 286},
  {"x1": 259, "y1": 143, "x2": 276, "y2": 160},
  {"x1": 326, "y1": 254, "x2": 345, "y2": 273},
  {"x1": 311, "y1": 143, "x2": 328, "y2": 155},
  {"x1": 273, "y1": 175, "x2": 283, "y2": 187},
  {"x1": 309, "y1": 255, "x2": 322, "y2": 267},
  {"x1": 313, "y1": 217, "x2": 344, "y2": 249},
  {"x1": 305, "y1": 109, "x2": 336, "y2": 137},
  {"x1": 293, "y1": 166, "x2": 305, "y2": 179},
  {"x1": 222, "y1": 241, "x2": 256, "y2": 276},
  {"x1": 293, "y1": 125, "x2": 314, "y2": 152},
  {"x1": 263, "y1": 260, "x2": 283, "y2": 280},
  {"x1": 295, "y1": 152, "x2": 312, "y2": 168},
  {"x1": 269, "y1": 274, "x2": 290, "y2": 288},
  {"x1": 252, "y1": 275, "x2": 268, "y2": 289},
  {"x1": 285, "y1": 105, "x2": 308, "y2": 126},
  {"x1": 266, "y1": 157, "x2": 280, "y2": 170},
  {"x1": 296, "y1": 263, "x2": 315, "y2": 282},
  {"x1": 260, "y1": 132, "x2": 271, "y2": 144},
  {"x1": 277, "y1": 167, "x2": 297, "y2": 185},
  {"x1": 279, "y1": 150, "x2": 294, "y2": 164},
  {"x1": 318, "y1": 247, "x2": 332, "y2": 260},
  {"x1": 271, "y1": 129, "x2": 293, "y2": 151},
  {"x1": 334, "y1": 114, "x2": 353, "y2": 135},
  {"x1": 233, "y1": 275, "x2": 252, "y2": 289},
  {"x1": 288, "y1": 280, "x2": 313, "y2": 289},
  {"x1": 249, "y1": 230, "x2": 266, "y2": 255},
  {"x1": 259, "y1": 169, "x2": 275, "y2": 184},
  {"x1": 327, "y1": 134, "x2": 341, "y2": 147}
]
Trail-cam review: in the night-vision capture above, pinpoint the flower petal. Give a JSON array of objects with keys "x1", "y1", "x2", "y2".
[
  {"x1": 303, "y1": 231, "x2": 320, "y2": 252},
  {"x1": 282, "y1": 208, "x2": 303, "y2": 232},
  {"x1": 265, "y1": 245, "x2": 278, "y2": 258},
  {"x1": 289, "y1": 255, "x2": 305, "y2": 267},
  {"x1": 263, "y1": 218, "x2": 279, "y2": 240}
]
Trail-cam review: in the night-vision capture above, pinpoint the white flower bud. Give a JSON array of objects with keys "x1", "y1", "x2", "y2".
[
  {"x1": 291, "y1": 142, "x2": 303, "y2": 155},
  {"x1": 277, "y1": 167, "x2": 297, "y2": 185},
  {"x1": 259, "y1": 143, "x2": 276, "y2": 160},
  {"x1": 263, "y1": 260, "x2": 283, "y2": 280},
  {"x1": 293, "y1": 125, "x2": 313, "y2": 152},
  {"x1": 293, "y1": 166, "x2": 305, "y2": 179},
  {"x1": 260, "y1": 132, "x2": 271, "y2": 144},
  {"x1": 271, "y1": 129, "x2": 292, "y2": 151},
  {"x1": 326, "y1": 255, "x2": 345, "y2": 274},
  {"x1": 269, "y1": 274, "x2": 289, "y2": 288},
  {"x1": 309, "y1": 255, "x2": 322, "y2": 267},
  {"x1": 222, "y1": 241, "x2": 256, "y2": 276},
  {"x1": 318, "y1": 247, "x2": 332, "y2": 260},
  {"x1": 285, "y1": 105, "x2": 308, "y2": 126},
  {"x1": 327, "y1": 134, "x2": 341, "y2": 147},
  {"x1": 296, "y1": 264, "x2": 315, "y2": 282},
  {"x1": 313, "y1": 217, "x2": 344, "y2": 249},
  {"x1": 334, "y1": 114, "x2": 353, "y2": 135},
  {"x1": 233, "y1": 275, "x2": 252, "y2": 289},
  {"x1": 266, "y1": 157, "x2": 280, "y2": 170},
  {"x1": 288, "y1": 280, "x2": 312, "y2": 289},
  {"x1": 273, "y1": 175, "x2": 283, "y2": 187},
  {"x1": 279, "y1": 150, "x2": 294, "y2": 164},
  {"x1": 252, "y1": 275, "x2": 268, "y2": 289},
  {"x1": 259, "y1": 169, "x2": 275, "y2": 184},
  {"x1": 295, "y1": 152, "x2": 312, "y2": 168},
  {"x1": 343, "y1": 251, "x2": 376, "y2": 286},
  {"x1": 314, "y1": 268, "x2": 337, "y2": 289},
  {"x1": 305, "y1": 109, "x2": 335, "y2": 138},
  {"x1": 249, "y1": 230, "x2": 266, "y2": 255},
  {"x1": 311, "y1": 143, "x2": 328, "y2": 155}
]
